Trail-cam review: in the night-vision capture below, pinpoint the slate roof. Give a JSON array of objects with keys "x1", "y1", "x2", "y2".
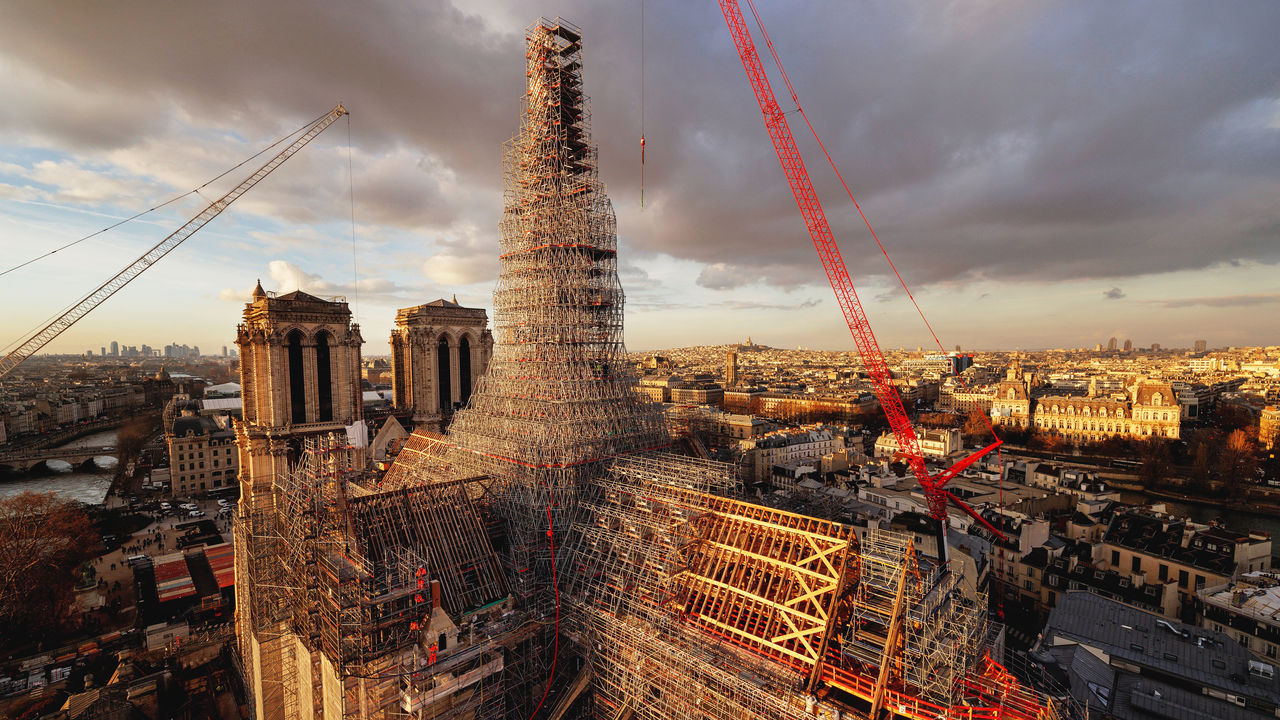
[{"x1": 1041, "y1": 592, "x2": 1280, "y2": 717}]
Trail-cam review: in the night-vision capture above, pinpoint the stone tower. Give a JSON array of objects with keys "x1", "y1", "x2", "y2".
[
  {"x1": 389, "y1": 298, "x2": 493, "y2": 432},
  {"x1": 232, "y1": 281, "x2": 363, "y2": 720}
]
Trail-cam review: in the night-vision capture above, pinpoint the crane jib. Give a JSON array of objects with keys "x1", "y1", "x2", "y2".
[{"x1": 0, "y1": 104, "x2": 348, "y2": 379}]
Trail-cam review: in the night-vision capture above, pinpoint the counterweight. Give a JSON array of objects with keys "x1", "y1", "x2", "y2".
[{"x1": 0, "y1": 103, "x2": 348, "y2": 379}]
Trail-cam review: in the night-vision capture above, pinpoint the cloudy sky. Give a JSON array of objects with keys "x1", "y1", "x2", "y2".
[{"x1": 1, "y1": 1, "x2": 1277, "y2": 358}]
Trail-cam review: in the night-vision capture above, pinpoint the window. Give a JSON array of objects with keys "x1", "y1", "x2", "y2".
[
  {"x1": 1112, "y1": 550, "x2": 1121, "y2": 566},
  {"x1": 1024, "y1": 580, "x2": 1033, "y2": 590},
  {"x1": 1163, "y1": 652, "x2": 1177, "y2": 661},
  {"x1": 1179, "y1": 570, "x2": 1189, "y2": 589},
  {"x1": 287, "y1": 329, "x2": 307, "y2": 423},
  {"x1": 1130, "y1": 643, "x2": 1144, "y2": 652},
  {"x1": 1196, "y1": 575, "x2": 1206, "y2": 590},
  {"x1": 1240, "y1": 636, "x2": 1251, "y2": 649},
  {"x1": 1213, "y1": 659, "x2": 1227, "y2": 669},
  {"x1": 1132, "y1": 557, "x2": 1141, "y2": 573},
  {"x1": 1159, "y1": 564, "x2": 1169, "y2": 581}
]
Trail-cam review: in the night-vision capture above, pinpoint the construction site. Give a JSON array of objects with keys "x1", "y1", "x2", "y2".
[{"x1": 227, "y1": 14, "x2": 1082, "y2": 720}]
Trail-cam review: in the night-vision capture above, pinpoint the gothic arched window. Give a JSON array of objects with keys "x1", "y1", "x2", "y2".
[
  {"x1": 287, "y1": 329, "x2": 307, "y2": 424},
  {"x1": 437, "y1": 336, "x2": 452, "y2": 413},
  {"x1": 316, "y1": 330, "x2": 334, "y2": 422}
]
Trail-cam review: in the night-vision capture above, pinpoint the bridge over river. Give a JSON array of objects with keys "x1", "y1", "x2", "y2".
[{"x1": 0, "y1": 445, "x2": 118, "y2": 472}]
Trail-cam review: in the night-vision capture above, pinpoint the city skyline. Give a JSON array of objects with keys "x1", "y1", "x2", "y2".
[{"x1": 2, "y1": 2, "x2": 1278, "y2": 359}]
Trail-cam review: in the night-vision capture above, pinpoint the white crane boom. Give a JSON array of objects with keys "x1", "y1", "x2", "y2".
[{"x1": 0, "y1": 103, "x2": 348, "y2": 379}]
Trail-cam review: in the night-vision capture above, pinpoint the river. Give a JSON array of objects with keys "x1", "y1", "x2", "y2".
[
  {"x1": 0, "y1": 429, "x2": 119, "y2": 505},
  {"x1": 1117, "y1": 490, "x2": 1280, "y2": 540}
]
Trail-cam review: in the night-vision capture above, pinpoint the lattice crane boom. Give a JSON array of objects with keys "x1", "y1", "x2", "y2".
[
  {"x1": 0, "y1": 103, "x2": 349, "y2": 380},
  {"x1": 716, "y1": 2, "x2": 1006, "y2": 541}
]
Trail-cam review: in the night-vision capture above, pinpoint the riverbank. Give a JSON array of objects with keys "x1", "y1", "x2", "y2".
[{"x1": 1124, "y1": 484, "x2": 1280, "y2": 517}]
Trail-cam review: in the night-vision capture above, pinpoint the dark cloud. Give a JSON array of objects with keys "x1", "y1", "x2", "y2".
[
  {"x1": 717, "y1": 299, "x2": 822, "y2": 312},
  {"x1": 1143, "y1": 293, "x2": 1280, "y2": 309},
  {"x1": 1103, "y1": 287, "x2": 1125, "y2": 300},
  {"x1": 2, "y1": 0, "x2": 1279, "y2": 292}
]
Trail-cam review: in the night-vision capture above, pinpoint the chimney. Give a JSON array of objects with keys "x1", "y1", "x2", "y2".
[{"x1": 430, "y1": 579, "x2": 442, "y2": 610}]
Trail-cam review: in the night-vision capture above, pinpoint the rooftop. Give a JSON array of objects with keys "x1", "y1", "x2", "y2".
[{"x1": 1041, "y1": 592, "x2": 1280, "y2": 711}]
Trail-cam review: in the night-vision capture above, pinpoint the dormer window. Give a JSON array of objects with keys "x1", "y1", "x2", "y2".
[{"x1": 1152, "y1": 392, "x2": 1163, "y2": 406}]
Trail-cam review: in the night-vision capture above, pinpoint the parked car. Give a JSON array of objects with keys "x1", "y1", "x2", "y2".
[{"x1": 187, "y1": 509, "x2": 206, "y2": 518}]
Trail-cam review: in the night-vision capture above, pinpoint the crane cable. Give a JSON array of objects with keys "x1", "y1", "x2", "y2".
[
  {"x1": 527, "y1": 481, "x2": 561, "y2": 720},
  {"x1": 347, "y1": 113, "x2": 360, "y2": 323},
  {"x1": 743, "y1": 0, "x2": 1008, "y2": 611},
  {"x1": 0, "y1": 107, "x2": 331, "y2": 280},
  {"x1": 640, "y1": 0, "x2": 646, "y2": 209}
]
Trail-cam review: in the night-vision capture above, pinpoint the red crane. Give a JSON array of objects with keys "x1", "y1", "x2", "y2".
[{"x1": 716, "y1": 0, "x2": 1006, "y2": 551}]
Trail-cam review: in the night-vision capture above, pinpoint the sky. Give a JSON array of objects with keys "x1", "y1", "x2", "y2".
[{"x1": 0, "y1": 0, "x2": 1278, "y2": 358}]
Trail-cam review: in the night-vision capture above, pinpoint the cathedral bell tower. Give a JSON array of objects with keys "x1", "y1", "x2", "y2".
[{"x1": 232, "y1": 281, "x2": 363, "y2": 719}]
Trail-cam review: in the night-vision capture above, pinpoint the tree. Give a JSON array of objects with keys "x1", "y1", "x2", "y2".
[
  {"x1": 1188, "y1": 440, "x2": 1213, "y2": 493},
  {"x1": 115, "y1": 414, "x2": 155, "y2": 469},
  {"x1": 0, "y1": 492, "x2": 95, "y2": 648},
  {"x1": 1214, "y1": 404, "x2": 1254, "y2": 434},
  {"x1": 963, "y1": 410, "x2": 993, "y2": 443},
  {"x1": 918, "y1": 412, "x2": 959, "y2": 429},
  {"x1": 1138, "y1": 437, "x2": 1173, "y2": 488},
  {"x1": 1219, "y1": 429, "x2": 1259, "y2": 494}
]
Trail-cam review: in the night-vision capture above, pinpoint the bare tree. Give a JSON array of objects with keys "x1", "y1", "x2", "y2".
[{"x1": 0, "y1": 492, "x2": 95, "y2": 646}]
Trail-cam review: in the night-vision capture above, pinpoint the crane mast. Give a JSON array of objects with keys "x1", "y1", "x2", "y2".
[
  {"x1": 0, "y1": 103, "x2": 349, "y2": 380},
  {"x1": 716, "y1": 2, "x2": 1005, "y2": 544}
]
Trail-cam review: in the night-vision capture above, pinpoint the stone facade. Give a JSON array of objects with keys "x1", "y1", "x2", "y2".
[
  {"x1": 1259, "y1": 406, "x2": 1279, "y2": 451},
  {"x1": 168, "y1": 413, "x2": 237, "y2": 495},
  {"x1": 1004, "y1": 376, "x2": 1182, "y2": 442},
  {"x1": 991, "y1": 361, "x2": 1035, "y2": 429},
  {"x1": 389, "y1": 299, "x2": 493, "y2": 432},
  {"x1": 232, "y1": 282, "x2": 364, "y2": 720}
]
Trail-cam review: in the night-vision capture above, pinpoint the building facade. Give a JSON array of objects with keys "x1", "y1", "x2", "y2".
[
  {"x1": 168, "y1": 411, "x2": 238, "y2": 495},
  {"x1": 388, "y1": 299, "x2": 493, "y2": 431},
  {"x1": 233, "y1": 283, "x2": 365, "y2": 719},
  {"x1": 1200, "y1": 572, "x2": 1280, "y2": 661},
  {"x1": 873, "y1": 427, "x2": 962, "y2": 459},
  {"x1": 990, "y1": 361, "x2": 1035, "y2": 429},
  {"x1": 1261, "y1": 406, "x2": 1279, "y2": 451},
  {"x1": 1027, "y1": 379, "x2": 1181, "y2": 442}
]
